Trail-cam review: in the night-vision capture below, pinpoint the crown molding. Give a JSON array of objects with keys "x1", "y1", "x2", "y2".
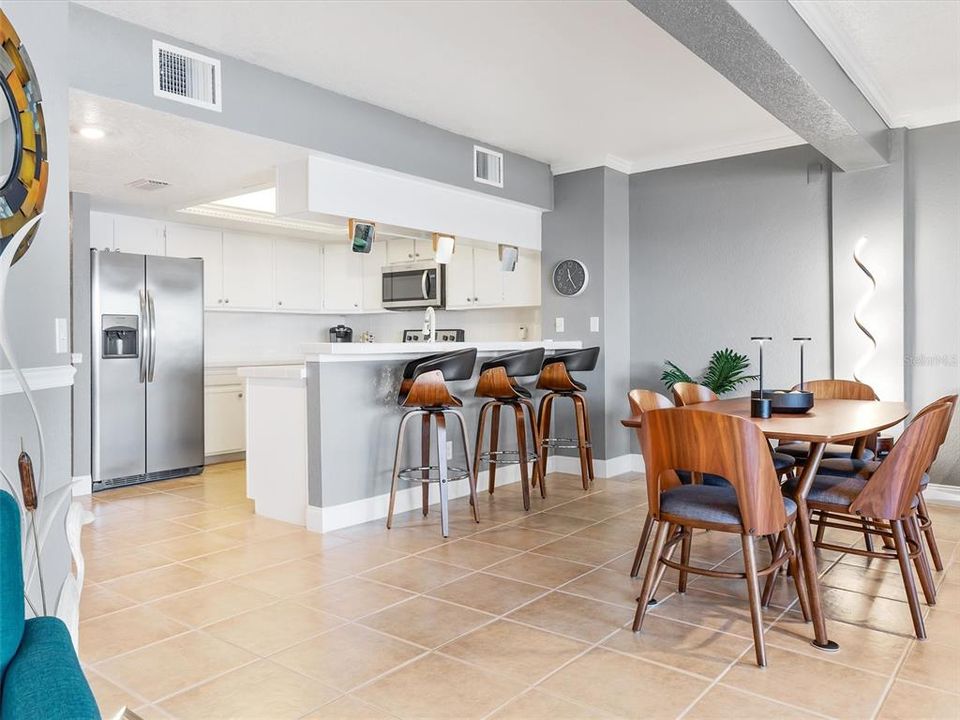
[
  {"x1": 629, "y1": 134, "x2": 804, "y2": 174},
  {"x1": 892, "y1": 106, "x2": 960, "y2": 130},
  {"x1": 789, "y1": 0, "x2": 896, "y2": 128}
]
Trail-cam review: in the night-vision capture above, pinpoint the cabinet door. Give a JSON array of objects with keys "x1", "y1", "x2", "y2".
[
  {"x1": 472, "y1": 245, "x2": 504, "y2": 306},
  {"x1": 502, "y1": 250, "x2": 541, "y2": 307},
  {"x1": 361, "y1": 241, "x2": 387, "y2": 311},
  {"x1": 114, "y1": 215, "x2": 165, "y2": 255},
  {"x1": 444, "y1": 247, "x2": 474, "y2": 309},
  {"x1": 166, "y1": 223, "x2": 224, "y2": 308},
  {"x1": 413, "y1": 238, "x2": 432, "y2": 262},
  {"x1": 274, "y1": 237, "x2": 322, "y2": 311},
  {"x1": 385, "y1": 238, "x2": 416, "y2": 265},
  {"x1": 204, "y1": 385, "x2": 246, "y2": 455},
  {"x1": 221, "y1": 232, "x2": 274, "y2": 310},
  {"x1": 322, "y1": 244, "x2": 363, "y2": 311},
  {"x1": 89, "y1": 211, "x2": 115, "y2": 251}
]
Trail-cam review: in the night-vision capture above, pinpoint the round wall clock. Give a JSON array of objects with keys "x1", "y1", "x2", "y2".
[{"x1": 552, "y1": 259, "x2": 588, "y2": 297}]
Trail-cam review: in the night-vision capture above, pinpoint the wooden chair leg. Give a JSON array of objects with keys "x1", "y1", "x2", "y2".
[
  {"x1": 783, "y1": 525, "x2": 812, "y2": 622},
  {"x1": 742, "y1": 534, "x2": 767, "y2": 667},
  {"x1": 891, "y1": 519, "x2": 926, "y2": 639},
  {"x1": 678, "y1": 528, "x2": 692, "y2": 593},
  {"x1": 907, "y1": 512, "x2": 936, "y2": 606},
  {"x1": 815, "y1": 510, "x2": 827, "y2": 544},
  {"x1": 537, "y1": 393, "x2": 554, "y2": 480},
  {"x1": 761, "y1": 533, "x2": 785, "y2": 608},
  {"x1": 513, "y1": 403, "x2": 531, "y2": 512},
  {"x1": 435, "y1": 413, "x2": 450, "y2": 538},
  {"x1": 521, "y1": 399, "x2": 545, "y2": 496},
  {"x1": 860, "y1": 518, "x2": 875, "y2": 553},
  {"x1": 572, "y1": 395, "x2": 590, "y2": 491},
  {"x1": 633, "y1": 520, "x2": 670, "y2": 632},
  {"x1": 472, "y1": 402, "x2": 491, "y2": 507},
  {"x1": 488, "y1": 404, "x2": 501, "y2": 494},
  {"x1": 579, "y1": 393, "x2": 595, "y2": 481},
  {"x1": 917, "y1": 494, "x2": 944, "y2": 571},
  {"x1": 421, "y1": 414, "x2": 431, "y2": 517},
  {"x1": 630, "y1": 514, "x2": 654, "y2": 578},
  {"x1": 650, "y1": 524, "x2": 682, "y2": 602}
]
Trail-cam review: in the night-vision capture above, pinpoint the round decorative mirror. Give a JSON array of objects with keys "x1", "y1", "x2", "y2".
[{"x1": 0, "y1": 10, "x2": 47, "y2": 266}]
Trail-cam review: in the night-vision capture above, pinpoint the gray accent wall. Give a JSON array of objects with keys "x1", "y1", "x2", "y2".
[
  {"x1": 629, "y1": 145, "x2": 833, "y2": 397},
  {"x1": 70, "y1": 193, "x2": 91, "y2": 479},
  {"x1": 905, "y1": 122, "x2": 960, "y2": 485},
  {"x1": 67, "y1": 4, "x2": 553, "y2": 211}
]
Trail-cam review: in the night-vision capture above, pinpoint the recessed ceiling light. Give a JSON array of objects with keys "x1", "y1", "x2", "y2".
[
  {"x1": 78, "y1": 126, "x2": 106, "y2": 140},
  {"x1": 208, "y1": 187, "x2": 277, "y2": 214}
]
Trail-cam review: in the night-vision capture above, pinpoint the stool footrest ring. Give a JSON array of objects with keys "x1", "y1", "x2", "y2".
[
  {"x1": 398, "y1": 465, "x2": 471, "y2": 483},
  {"x1": 541, "y1": 437, "x2": 592, "y2": 450},
  {"x1": 478, "y1": 449, "x2": 539, "y2": 466}
]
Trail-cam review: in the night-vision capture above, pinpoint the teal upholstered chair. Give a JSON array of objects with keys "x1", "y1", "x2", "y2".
[{"x1": 0, "y1": 491, "x2": 100, "y2": 720}]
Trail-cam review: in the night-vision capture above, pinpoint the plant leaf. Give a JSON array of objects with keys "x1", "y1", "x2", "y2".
[
  {"x1": 660, "y1": 360, "x2": 695, "y2": 391},
  {"x1": 701, "y1": 348, "x2": 758, "y2": 395}
]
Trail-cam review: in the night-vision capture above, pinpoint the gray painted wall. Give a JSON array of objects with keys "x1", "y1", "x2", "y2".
[
  {"x1": 629, "y1": 145, "x2": 833, "y2": 397},
  {"x1": 905, "y1": 122, "x2": 960, "y2": 485},
  {"x1": 67, "y1": 4, "x2": 553, "y2": 211},
  {"x1": 0, "y1": 0, "x2": 73, "y2": 604},
  {"x1": 70, "y1": 193, "x2": 91, "y2": 478}
]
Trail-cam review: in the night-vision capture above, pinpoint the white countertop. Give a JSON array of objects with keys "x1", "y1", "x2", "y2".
[{"x1": 300, "y1": 339, "x2": 583, "y2": 362}]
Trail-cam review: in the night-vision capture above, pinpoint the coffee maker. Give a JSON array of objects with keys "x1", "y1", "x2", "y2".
[{"x1": 329, "y1": 324, "x2": 353, "y2": 343}]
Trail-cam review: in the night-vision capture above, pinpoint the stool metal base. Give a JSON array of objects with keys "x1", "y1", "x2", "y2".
[
  {"x1": 474, "y1": 398, "x2": 544, "y2": 511},
  {"x1": 476, "y1": 450, "x2": 539, "y2": 466},
  {"x1": 397, "y1": 465, "x2": 471, "y2": 483},
  {"x1": 540, "y1": 437, "x2": 592, "y2": 451},
  {"x1": 537, "y1": 391, "x2": 595, "y2": 490}
]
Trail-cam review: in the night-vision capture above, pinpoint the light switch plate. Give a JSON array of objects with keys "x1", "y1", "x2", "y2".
[
  {"x1": 55, "y1": 318, "x2": 69, "y2": 354},
  {"x1": 590, "y1": 316, "x2": 600, "y2": 332},
  {"x1": 555, "y1": 317, "x2": 565, "y2": 333},
  {"x1": 70, "y1": 352, "x2": 83, "y2": 365}
]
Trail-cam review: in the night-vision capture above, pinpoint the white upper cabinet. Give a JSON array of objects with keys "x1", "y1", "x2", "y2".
[
  {"x1": 502, "y1": 249, "x2": 541, "y2": 307},
  {"x1": 472, "y1": 245, "x2": 504, "y2": 307},
  {"x1": 89, "y1": 211, "x2": 115, "y2": 251},
  {"x1": 221, "y1": 231, "x2": 274, "y2": 310},
  {"x1": 444, "y1": 246, "x2": 475, "y2": 309},
  {"x1": 114, "y1": 215, "x2": 165, "y2": 256},
  {"x1": 165, "y1": 222, "x2": 224, "y2": 308},
  {"x1": 274, "y1": 237, "x2": 322, "y2": 312},
  {"x1": 361, "y1": 241, "x2": 386, "y2": 311},
  {"x1": 322, "y1": 244, "x2": 363, "y2": 311},
  {"x1": 385, "y1": 237, "x2": 431, "y2": 265}
]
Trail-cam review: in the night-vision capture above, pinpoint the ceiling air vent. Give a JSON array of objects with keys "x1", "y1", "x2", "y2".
[
  {"x1": 152, "y1": 40, "x2": 222, "y2": 112},
  {"x1": 473, "y1": 145, "x2": 503, "y2": 188},
  {"x1": 127, "y1": 178, "x2": 170, "y2": 192}
]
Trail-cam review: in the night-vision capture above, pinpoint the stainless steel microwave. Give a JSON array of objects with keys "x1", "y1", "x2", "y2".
[{"x1": 381, "y1": 261, "x2": 445, "y2": 309}]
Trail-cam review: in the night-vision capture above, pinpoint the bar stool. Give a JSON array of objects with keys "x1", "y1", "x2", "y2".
[
  {"x1": 536, "y1": 347, "x2": 600, "y2": 490},
  {"x1": 473, "y1": 348, "x2": 545, "y2": 511},
  {"x1": 387, "y1": 348, "x2": 480, "y2": 538}
]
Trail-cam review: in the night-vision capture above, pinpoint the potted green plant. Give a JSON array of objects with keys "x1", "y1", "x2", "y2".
[{"x1": 661, "y1": 348, "x2": 758, "y2": 396}]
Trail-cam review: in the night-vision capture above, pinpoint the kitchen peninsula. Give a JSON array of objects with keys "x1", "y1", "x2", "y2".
[{"x1": 239, "y1": 340, "x2": 582, "y2": 532}]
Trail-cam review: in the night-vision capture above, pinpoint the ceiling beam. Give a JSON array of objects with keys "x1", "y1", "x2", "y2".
[{"x1": 628, "y1": 0, "x2": 890, "y2": 171}]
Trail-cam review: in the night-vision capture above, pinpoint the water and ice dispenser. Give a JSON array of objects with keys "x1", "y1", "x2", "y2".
[{"x1": 101, "y1": 314, "x2": 138, "y2": 359}]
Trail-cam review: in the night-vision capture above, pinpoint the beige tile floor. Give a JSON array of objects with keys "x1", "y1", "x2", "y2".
[{"x1": 78, "y1": 461, "x2": 960, "y2": 719}]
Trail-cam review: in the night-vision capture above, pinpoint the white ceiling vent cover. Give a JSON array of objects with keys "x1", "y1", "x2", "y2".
[
  {"x1": 152, "y1": 40, "x2": 222, "y2": 112},
  {"x1": 127, "y1": 178, "x2": 170, "y2": 191},
  {"x1": 473, "y1": 146, "x2": 504, "y2": 188}
]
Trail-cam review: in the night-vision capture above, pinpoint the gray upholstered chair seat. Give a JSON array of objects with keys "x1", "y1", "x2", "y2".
[
  {"x1": 771, "y1": 452, "x2": 796, "y2": 474},
  {"x1": 818, "y1": 457, "x2": 929, "y2": 488},
  {"x1": 660, "y1": 485, "x2": 797, "y2": 526},
  {"x1": 777, "y1": 441, "x2": 876, "y2": 462},
  {"x1": 782, "y1": 473, "x2": 921, "y2": 509}
]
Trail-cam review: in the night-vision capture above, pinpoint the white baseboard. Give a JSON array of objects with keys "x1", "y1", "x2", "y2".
[
  {"x1": 308, "y1": 465, "x2": 523, "y2": 534},
  {"x1": 71, "y1": 475, "x2": 92, "y2": 497},
  {"x1": 547, "y1": 453, "x2": 643, "y2": 478},
  {"x1": 925, "y1": 483, "x2": 960, "y2": 507}
]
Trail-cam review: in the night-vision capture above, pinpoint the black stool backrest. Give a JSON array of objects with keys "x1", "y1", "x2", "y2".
[
  {"x1": 480, "y1": 348, "x2": 545, "y2": 378},
  {"x1": 545, "y1": 347, "x2": 599, "y2": 373},
  {"x1": 410, "y1": 348, "x2": 478, "y2": 382}
]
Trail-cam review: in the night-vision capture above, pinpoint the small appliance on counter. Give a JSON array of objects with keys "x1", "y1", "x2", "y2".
[
  {"x1": 403, "y1": 328, "x2": 465, "y2": 343},
  {"x1": 329, "y1": 324, "x2": 353, "y2": 342}
]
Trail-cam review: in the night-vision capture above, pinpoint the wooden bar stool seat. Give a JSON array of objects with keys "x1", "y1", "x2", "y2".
[
  {"x1": 387, "y1": 348, "x2": 480, "y2": 538},
  {"x1": 536, "y1": 347, "x2": 600, "y2": 491},
  {"x1": 473, "y1": 348, "x2": 545, "y2": 511}
]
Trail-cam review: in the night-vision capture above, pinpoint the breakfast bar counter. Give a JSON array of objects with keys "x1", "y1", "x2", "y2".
[{"x1": 238, "y1": 340, "x2": 582, "y2": 531}]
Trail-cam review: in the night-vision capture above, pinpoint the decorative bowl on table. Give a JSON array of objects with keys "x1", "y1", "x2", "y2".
[{"x1": 750, "y1": 389, "x2": 814, "y2": 414}]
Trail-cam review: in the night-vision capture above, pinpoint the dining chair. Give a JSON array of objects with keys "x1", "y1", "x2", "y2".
[
  {"x1": 632, "y1": 408, "x2": 810, "y2": 667},
  {"x1": 671, "y1": 382, "x2": 796, "y2": 479},
  {"x1": 781, "y1": 403, "x2": 951, "y2": 639},
  {"x1": 776, "y1": 379, "x2": 880, "y2": 463},
  {"x1": 817, "y1": 394, "x2": 958, "y2": 570}
]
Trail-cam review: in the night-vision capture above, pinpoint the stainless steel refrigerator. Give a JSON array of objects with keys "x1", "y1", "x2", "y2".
[{"x1": 91, "y1": 249, "x2": 204, "y2": 490}]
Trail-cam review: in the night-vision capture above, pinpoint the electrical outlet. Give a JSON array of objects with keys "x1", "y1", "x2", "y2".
[
  {"x1": 590, "y1": 316, "x2": 600, "y2": 332},
  {"x1": 555, "y1": 317, "x2": 565, "y2": 333},
  {"x1": 54, "y1": 318, "x2": 69, "y2": 354},
  {"x1": 446, "y1": 441, "x2": 453, "y2": 459}
]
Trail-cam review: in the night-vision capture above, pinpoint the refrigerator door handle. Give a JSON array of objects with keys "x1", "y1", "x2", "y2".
[
  {"x1": 138, "y1": 289, "x2": 148, "y2": 384},
  {"x1": 147, "y1": 290, "x2": 158, "y2": 382}
]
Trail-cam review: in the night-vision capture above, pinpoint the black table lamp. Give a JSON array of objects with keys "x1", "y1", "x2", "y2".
[
  {"x1": 793, "y1": 337, "x2": 811, "y2": 389},
  {"x1": 751, "y1": 336, "x2": 773, "y2": 418}
]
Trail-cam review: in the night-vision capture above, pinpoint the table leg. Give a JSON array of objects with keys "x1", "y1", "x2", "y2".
[{"x1": 791, "y1": 441, "x2": 839, "y2": 652}]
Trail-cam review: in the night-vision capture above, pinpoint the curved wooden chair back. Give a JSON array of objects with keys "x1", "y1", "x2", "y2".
[
  {"x1": 912, "y1": 394, "x2": 958, "y2": 467},
  {"x1": 671, "y1": 382, "x2": 718, "y2": 407},
  {"x1": 851, "y1": 403, "x2": 951, "y2": 520},
  {"x1": 536, "y1": 361, "x2": 580, "y2": 392},
  {"x1": 639, "y1": 408, "x2": 786, "y2": 536},
  {"x1": 627, "y1": 389, "x2": 673, "y2": 416},
  {"x1": 791, "y1": 379, "x2": 878, "y2": 401}
]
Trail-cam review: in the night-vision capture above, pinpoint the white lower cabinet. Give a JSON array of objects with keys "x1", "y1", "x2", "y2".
[
  {"x1": 274, "y1": 237, "x2": 322, "y2": 311},
  {"x1": 204, "y1": 385, "x2": 246, "y2": 456},
  {"x1": 322, "y1": 244, "x2": 363, "y2": 311}
]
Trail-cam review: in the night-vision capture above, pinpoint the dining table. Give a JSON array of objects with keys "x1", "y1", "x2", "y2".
[{"x1": 623, "y1": 396, "x2": 910, "y2": 652}]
